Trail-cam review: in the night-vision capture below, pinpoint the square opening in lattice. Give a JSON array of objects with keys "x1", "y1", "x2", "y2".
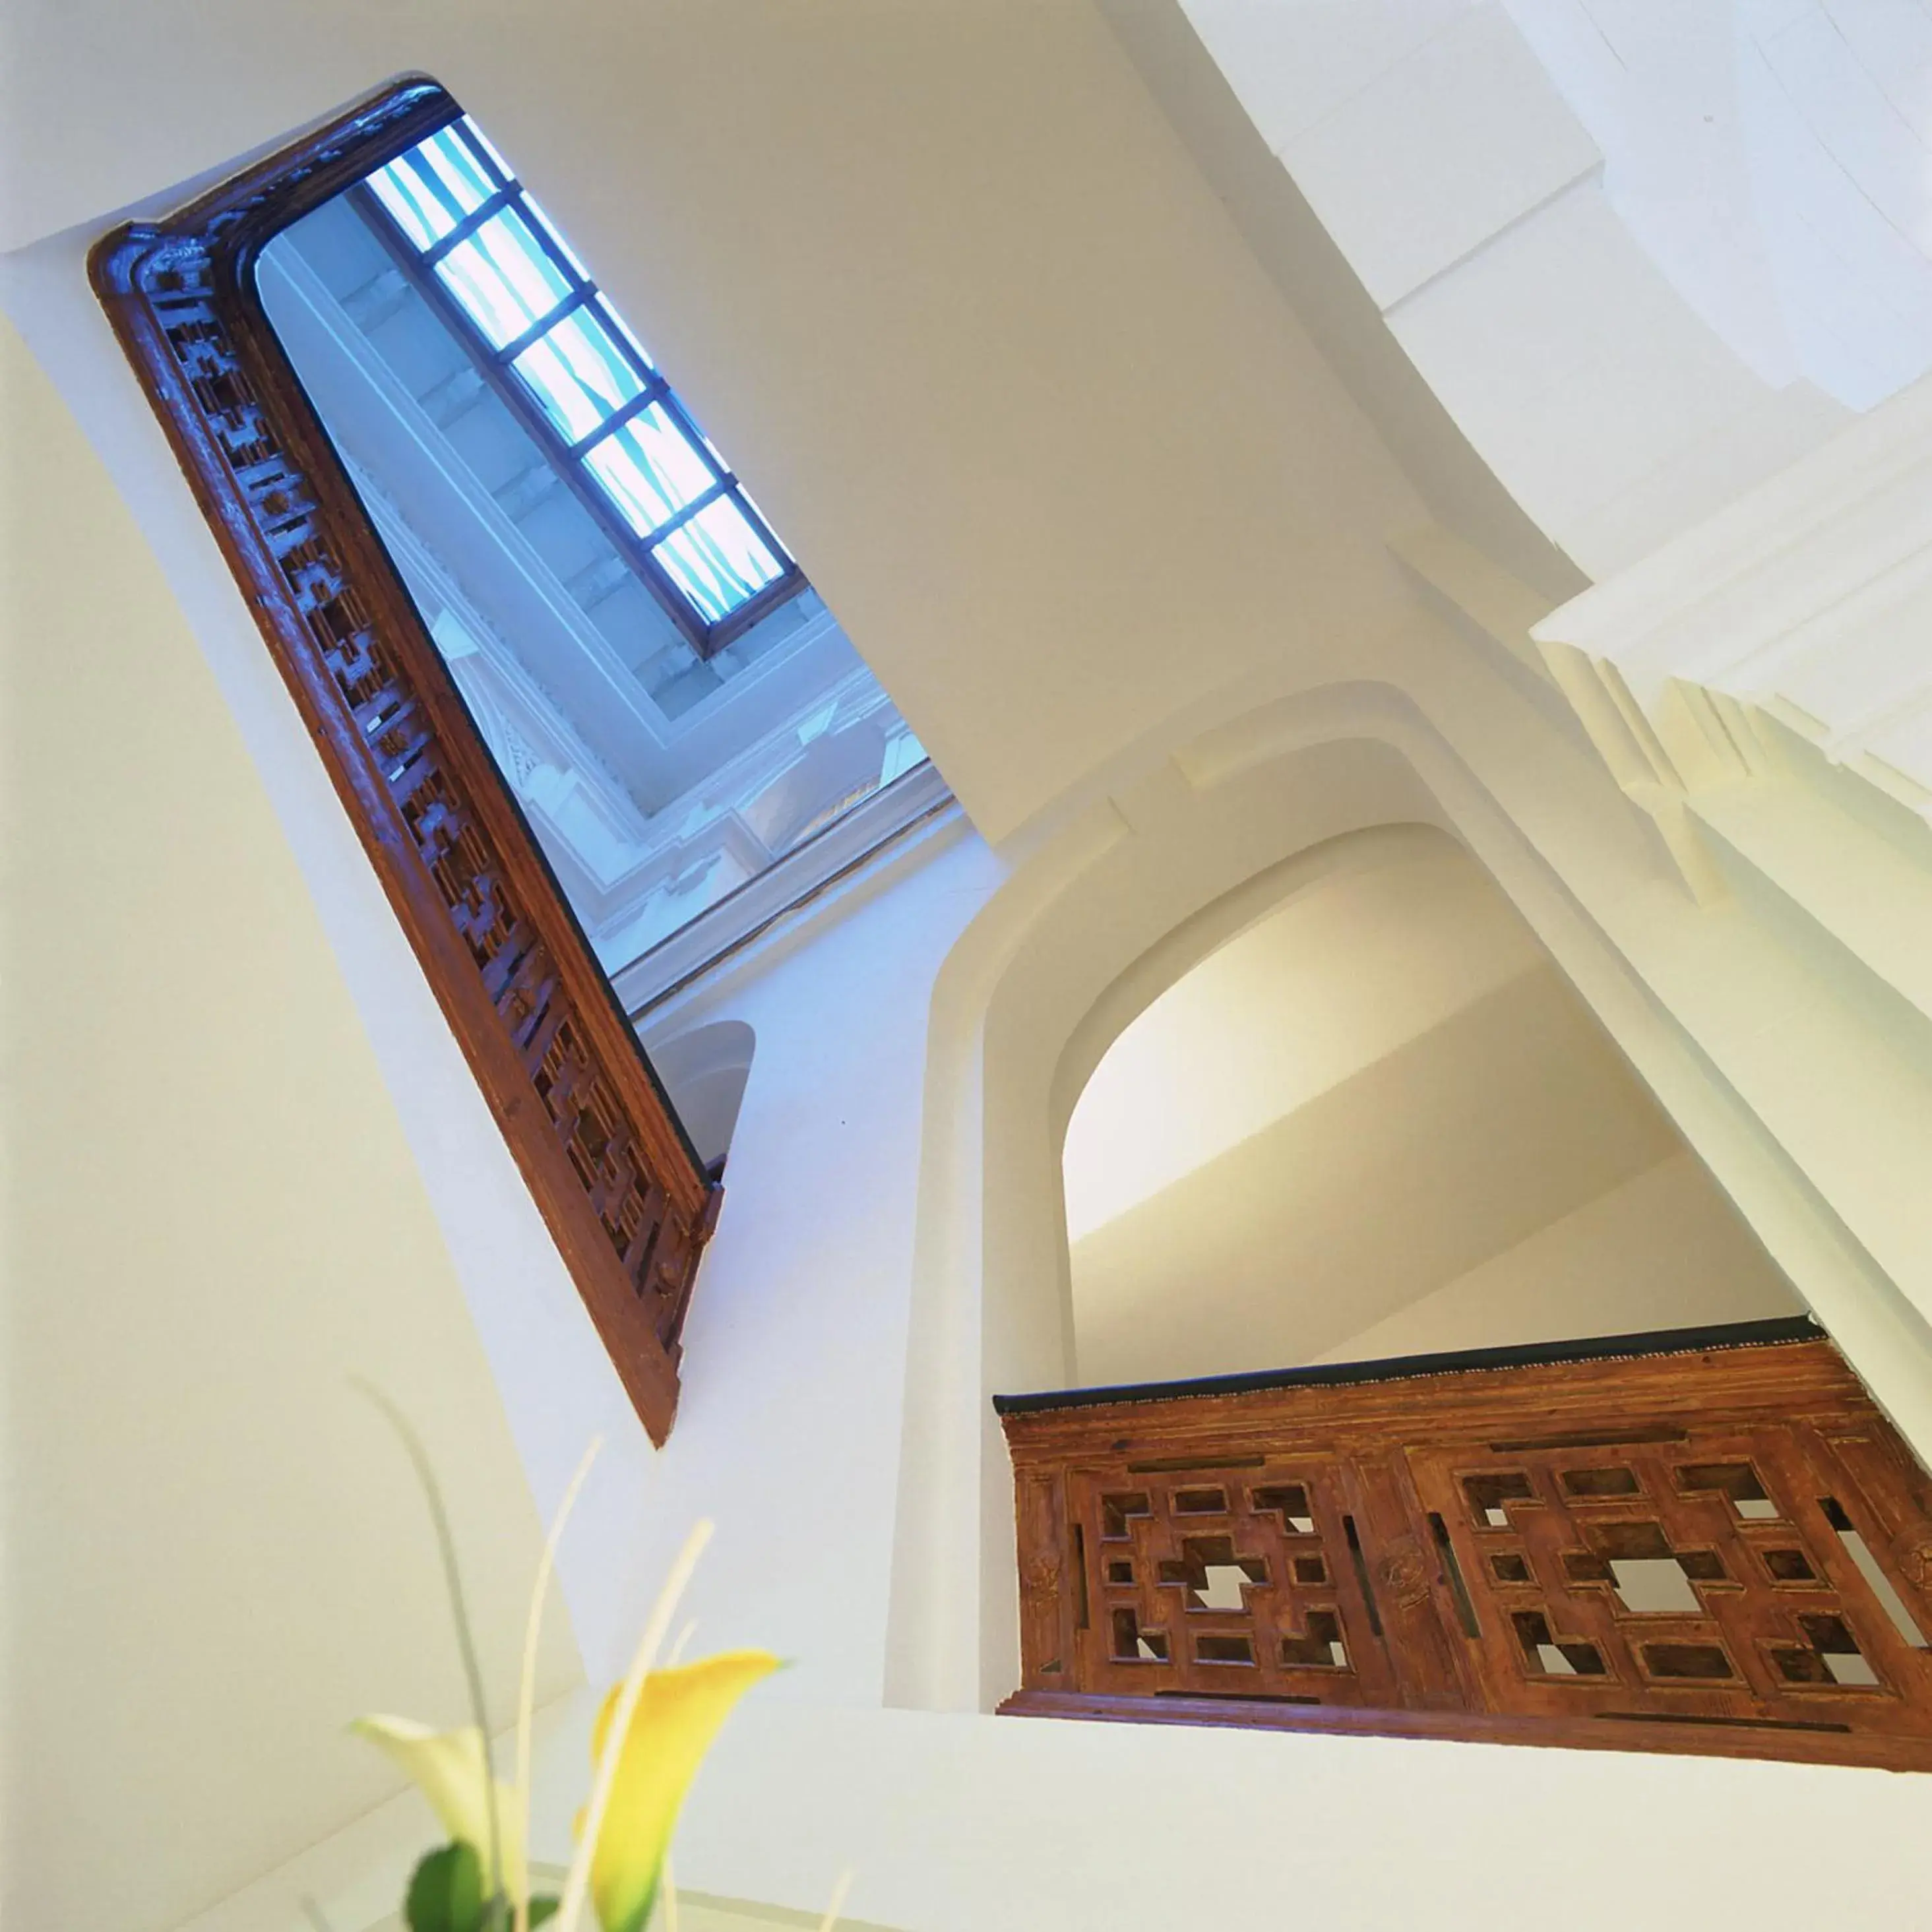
[
  {"x1": 1465, "y1": 1471, "x2": 1536, "y2": 1528},
  {"x1": 1195, "y1": 1566, "x2": 1254, "y2": 1611},
  {"x1": 1253, "y1": 1484, "x2": 1316, "y2": 1534},
  {"x1": 1607, "y1": 1557, "x2": 1702, "y2": 1614},
  {"x1": 1642, "y1": 1642, "x2": 1734, "y2": 1680},
  {"x1": 1561, "y1": 1466, "x2": 1641, "y2": 1499},
  {"x1": 1564, "y1": 1520, "x2": 1724, "y2": 1612},
  {"x1": 1100, "y1": 1492, "x2": 1152, "y2": 1539},
  {"x1": 1195, "y1": 1633, "x2": 1255, "y2": 1666},
  {"x1": 1172, "y1": 1487, "x2": 1229, "y2": 1515},
  {"x1": 1280, "y1": 1609, "x2": 1348, "y2": 1669},
  {"x1": 1511, "y1": 1610, "x2": 1604, "y2": 1677},
  {"x1": 1490, "y1": 1553, "x2": 1533, "y2": 1585},
  {"x1": 1772, "y1": 1613, "x2": 1880, "y2": 1687},
  {"x1": 1111, "y1": 1607, "x2": 1168, "y2": 1662},
  {"x1": 1676, "y1": 1461, "x2": 1780, "y2": 1520},
  {"x1": 1157, "y1": 1535, "x2": 1267, "y2": 1609}
]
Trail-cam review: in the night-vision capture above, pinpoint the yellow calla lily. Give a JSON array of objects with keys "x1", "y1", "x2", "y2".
[
  {"x1": 579, "y1": 1650, "x2": 780, "y2": 1932},
  {"x1": 351, "y1": 1714, "x2": 528, "y2": 1903}
]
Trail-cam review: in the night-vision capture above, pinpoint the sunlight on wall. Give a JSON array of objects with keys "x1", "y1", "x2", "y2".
[
  {"x1": 1062, "y1": 839, "x2": 1541, "y2": 1239},
  {"x1": 1063, "y1": 832, "x2": 1801, "y2": 1384}
]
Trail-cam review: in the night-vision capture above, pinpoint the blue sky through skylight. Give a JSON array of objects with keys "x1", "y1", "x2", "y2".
[{"x1": 366, "y1": 117, "x2": 792, "y2": 636}]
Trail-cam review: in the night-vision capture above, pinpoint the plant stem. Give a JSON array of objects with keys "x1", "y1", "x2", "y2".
[
  {"x1": 515, "y1": 1436, "x2": 603, "y2": 1932},
  {"x1": 354, "y1": 1379, "x2": 504, "y2": 1903},
  {"x1": 816, "y1": 1871, "x2": 853, "y2": 1932}
]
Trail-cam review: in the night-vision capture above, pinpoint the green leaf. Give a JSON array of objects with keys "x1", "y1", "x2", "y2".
[
  {"x1": 406, "y1": 1841, "x2": 485, "y2": 1932},
  {"x1": 527, "y1": 1899, "x2": 561, "y2": 1928}
]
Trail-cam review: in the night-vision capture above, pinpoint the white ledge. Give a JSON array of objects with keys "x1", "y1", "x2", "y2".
[{"x1": 612, "y1": 760, "x2": 961, "y2": 1016}]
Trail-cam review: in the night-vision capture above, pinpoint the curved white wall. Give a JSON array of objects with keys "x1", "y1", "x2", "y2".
[
  {"x1": 1503, "y1": 0, "x2": 1932, "y2": 412},
  {"x1": 1183, "y1": 1, "x2": 1932, "y2": 576},
  {"x1": 0, "y1": 316, "x2": 581, "y2": 1932}
]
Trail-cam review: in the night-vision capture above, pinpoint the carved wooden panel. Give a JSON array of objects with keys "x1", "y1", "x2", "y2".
[
  {"x1": 1000, "y1": 1326, "x2": 1932, "y2": 1768},
  {"x1": 88, "y1": 79, "x2": 717, "y2": 1443}
]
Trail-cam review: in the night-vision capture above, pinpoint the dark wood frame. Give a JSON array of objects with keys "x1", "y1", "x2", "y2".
[
  {"x1": 342, "y1": 120, "x2": 803, "y2": 660},
  {"x1": 999, "y1": 1323, "x2": 1932, "y2": 1770},
  {"x1": 90, "y1": 76, "x2": 721, "y2": 1444}
]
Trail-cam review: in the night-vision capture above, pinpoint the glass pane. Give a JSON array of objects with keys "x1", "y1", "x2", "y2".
[
  {"x1": 458, "y1": 116, "x2": 514, "y2": 186},
  {"x1": 600, "y1": 301, "x2": 656, "y2": 375},
  {"x1": 582, "y1": 404, "x2": 720, "y2": 536},
  {"x1": 435, "y1": 208, "x2": 573, "y2": 349},
  {"x1": 368, "y1": 127, "x2": 495, "y2": 249},
  {"x1": 652, "y1": 496, "x2": 784, "y2": 622},
  {"x1": 520, "y1": 194, "x2": 590, "y2": 282},
  {"x1": 512, "y1": 309, "x2": 644, "y2": 442},
  {"x1": 666, "y1": 395, "x2": 728, "y2": 471}
]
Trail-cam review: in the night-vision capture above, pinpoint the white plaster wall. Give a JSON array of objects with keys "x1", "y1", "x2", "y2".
[
  {"x1": 0, "y1": 315, "x2": 581, "y2": 1932},
  {"x1": 1069, "y1": 966, "x2": 1701, "y2": 1384},
  {"x1": 184, "y1": 1685, "x2": 1932, "y2": 1932},
  {"x1": 673, "y1": 1698, "x2": 1927, "y2": 1932},
  {"x1": 1316, "y1": 1148, "x2": 1804, "y2": 1363},
  {"x1": 1063, "y1": 827, "x2": 1801, "y2": 1386},
  {"x1": 1063, "y1": 833, "x2": 1544, "y2": 1239},
  {"x1": 602, "y1": 822, "x2": 1004, "y2": 1704}
]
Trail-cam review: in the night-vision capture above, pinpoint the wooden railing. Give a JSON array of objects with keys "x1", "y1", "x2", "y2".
[
  {"x1": 997, "y1": 1320, "x2": 1932, "y2": 1769},
  {"x1": 89, "y1": 78, "x2": 717, "y2": 1444}
]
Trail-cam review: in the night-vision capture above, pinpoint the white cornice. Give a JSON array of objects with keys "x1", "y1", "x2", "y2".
[
  {"x1": 1533, "y1": 373, "x2": 1932, "y2": 718},
  {"x1": 1527, "y1": 370, "x2": 1932, "y2": 855}
]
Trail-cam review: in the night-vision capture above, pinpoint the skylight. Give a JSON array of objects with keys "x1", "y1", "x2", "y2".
[{"x1": 361, "y1": 117, "x2": 796, "y2": 646}]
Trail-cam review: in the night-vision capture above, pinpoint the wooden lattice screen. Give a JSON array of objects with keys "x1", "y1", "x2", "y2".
[
  {"x1": 999, "y1": 1321, "x2": 1932, "y2": 1769},
  {"x1": 89, "y1": 78, "x2": 717, "y2": 1443}
]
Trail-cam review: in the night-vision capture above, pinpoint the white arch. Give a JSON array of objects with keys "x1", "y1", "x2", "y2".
[{"x1": 885, "y1": 678, "x2": 1932, "y2": 1715}]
